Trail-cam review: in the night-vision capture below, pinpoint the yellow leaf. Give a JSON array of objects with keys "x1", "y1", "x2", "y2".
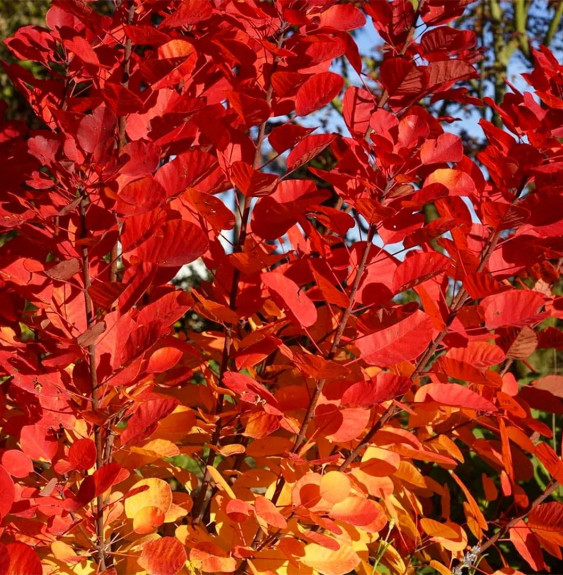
[
  {"x1": 143, "y1": 439, "x2": 181, "y2": 457},
  {"x1": 125, "y1": 478, "x2": 173, "y2": 519},
  {"x1": 430, "y1": 560, "x2": 453, "y2": 575},
  {"x1": 51, "y1": 541, "x2": 78, "y2": 561},
  {"x1": 320, "y1": 471, "x2": 351, "y2": 504},
  {"x1": 206, "y1": 465, "x2": 236, "y2": 499},
  {"x1": 301, "y1": 542, "x2": 360, "y2": 575},
  {"x1": 420, "y1": 518, "x2": 460, "y2": 539},
  {"x1": 392, "y1": 461, "x2": 426, "y2": 488}
]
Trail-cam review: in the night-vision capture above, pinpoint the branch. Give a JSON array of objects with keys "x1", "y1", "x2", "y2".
[
  {"x1": 79, "y1": 194, "x2": 109, "y2": 570},
  {"x1": 291, "y1": 0, "x2": 423, "y2": 455},
  {"x1": 111, "y1": 1, "x2": 136, "y2": 283},
  {"x1": 236, "y1": 5, "x2": 426, "y2": 567},
  {"x1": 291, "y1": 225, "x2": 376, "y2": 453},
  {"x1": 339, "y1": 180, "x2": 527, "y2": 472},
  {"x1": 191, "y1": 30, "x2": 287, "y2": 525},
  {"x1": 478, "y1": 480, "x2": 559, "y2": 555}
]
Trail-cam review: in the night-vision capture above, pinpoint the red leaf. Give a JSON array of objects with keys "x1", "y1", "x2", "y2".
[
  {"x1": 155, "y1": 150, "x2": 218, "y2": 197},
  {"x1": 44, "y1": 258, "x2": 81, "y2": 281},
  {"x1": 295, "y1": 72, "x2": 344, "y2": 116},
  {"x1": 116, "y1": 177, "x2": 167, "y2": 216},
  {"x1": 230, "y1": 162, "x2": 278, "y2": 197},
  {"x1": 75, "y1": 463, "x2": 125, "y2": 506},
  {"x1": 417, "y1": 383, "x2": 497, "y2": 412},
  {"x1": 68, "y1": 438, "x2": 97, "y2": 471},
  {"x1": 317, "y1": 5, "x2": 366, "y2": 31},
  {"x1": 184, "y1": 189, "x2": 235, "y2": 231},
  {"x1": 103, "y1": 83, "x2": 144, "y2": 116},
  {"x1": 1, "y1": 450, "x2": 33, "y2": 478},
  {"x1": 420, "y1": 28, "x2": 476, "y2": 60},
  {"x1": 261, "y1": 272, "x2": 317, "y2": 328},
  {"x1": 314, "y1": 404, "x2": 370, "y2": 443},
  {"x1": 227, "y1": 91, "x2": 271, "y2": 127},
  {"x1": 393, "y1": 251, "x2": 451, "y2": 293},
  {"x1": 0, "y1": 542, "x2": 43, "y2": 575},
  {"x1": 286, "y1": 134, "x2": 336, "y2": 171},
  {"x1": 20, "y1": 424, "x2": 59, "y2": 461},
  {"x1": 76, "y1": 106, "x2": 116, "y2": 160},
  {"x1": 421, "y1": 1, "x2": 473, "y2": 26},
  {"x1": 223, "y1": 372, "x2": 278, "y2": 410},
  {"x1": 161, "y1": 0, "x2": 213, "y2": 28},
  {"x1": 446, "y1": 342, "x2": 505, "y2": 368},
  {"x1": 64, "y1": 36, "x2": 99, "y2": 66},
  {"x1": 535, "y1": 443, "x2": 563, "y2": 483},
  {"x1": 427, "y1": 59, "x2": 478, "y2": 87},
  {"x1": 343, "y1": 86, "x2": 375, "y2": 137},
  {"x1": 121, "y1": 397, "x2": 180, "y2": 446},
  {"x1": 356, "y1": 310, "x2": 434, "y2": 366},
  {"x1": 380, "y1": 58, "x2": 426, "y2": 99},
  {"x1": 341, "y1": 373, "x2": 411, "y2": 407},
  {"x1": 138, "y1": 537, "x2": 188, "y2": 575},
  {"x1": 499, "y1": 326, "x2": 538, "y2": 359},
  {"x1": 420, "y1": 133, "x2": 463, "y2": 165},
  {"x1": 268, "y1": 123, "x2": 314, "y2": 154},
  {"x1": 481, "y1": 290, "x2": 545, "y2": 329},
  {"x1": 132, "y1": 219, "x2": 208, "y2": 267},
  {"x1": 0, "y1": 464, "x2": 15, "y2": 520},
  {"x1": 76, "y1": 321, "x2": 106, "y2": 348}
]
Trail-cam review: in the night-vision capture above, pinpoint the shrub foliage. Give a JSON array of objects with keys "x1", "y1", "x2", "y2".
[{"x1": 0, "y1": 1, "x2": 562, "y2": 574}]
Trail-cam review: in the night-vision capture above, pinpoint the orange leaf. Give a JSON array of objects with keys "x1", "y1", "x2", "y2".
[
  {"x1": 138, "y1": 537, "x2": 187, "y2": 575},
  {"x1": 254, "y1": 495, "x2": 287, "y2": 529},
  {"x1": 190, "y1": 542, "x2": 237, "y2": 573},
  {"x1": 330, "y1": 496, "x2": 381, "y2": 526},
  {"x1": 225, "y1": 499, "x2": 253, "y2": 523},
  {"x1": 482, "y1": 473, "x2": 498, "y2": 501},
  {"x1": 133, "y1": 506, "x2": 166, "y2": 534},
  {"x1": 301, "y1": 542, "x2": 360, "y2": 575},
  {"x1": 451, "y1": 472, "x2": 488, "y2": 531},
  {"x1": 292, "y1": 472, "x2": 323, "y2": 509},
  {"x1": 360, "y1": 446, "x2": 401, "y2": 476},
  {"x1": 528, "y1": 502, "x2": 563, "y2": 546},
  {"x1": 536, "y1": 442, "x2": 563, "y2": 483},
  {"x1": 147, "y1": 346, "x2": 183, "y2": 373},
  {"x1": 509, "y1": 520, "x2": 545, "y2": 571}
]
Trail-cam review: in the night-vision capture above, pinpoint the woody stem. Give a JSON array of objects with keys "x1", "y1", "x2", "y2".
[
  {"x1": 191, "y1": 34, "x2": 285, "y2": 522},
  {"x1": 79, "y1": 194, "x2": 108, "y2": 570}
]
